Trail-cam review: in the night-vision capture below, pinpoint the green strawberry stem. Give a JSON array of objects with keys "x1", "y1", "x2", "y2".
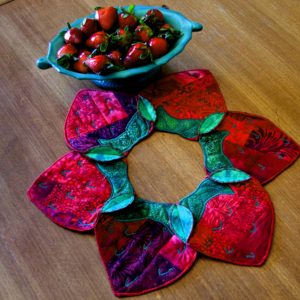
[
  {"x1": 121, "y1": 4, "x2": 135, "y2": 15},
  {"x1": 98, "y1": 62, "x2": 123, "y2": 75},
  {"x1": 57, "y1": 54, "x2": 74, "y2": 69},
  {"x1": 59, "y1": 30, "x2": 67, "y2": 37},
  {"x1": 128, "y1": 4, "x2": 135, "y2": 14},
  {"x1": 99, "y1": 41, "x2": 108, "y2": 53}
]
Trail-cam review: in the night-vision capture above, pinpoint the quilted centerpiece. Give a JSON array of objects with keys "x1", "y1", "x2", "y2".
[{"x1": 28, "y1": 69, "x2": 299, "y2": 297}]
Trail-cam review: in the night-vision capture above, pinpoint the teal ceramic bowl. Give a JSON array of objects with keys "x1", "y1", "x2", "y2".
[{"x1": 36, "y1": 5, "x2": 203, "y2": 89}]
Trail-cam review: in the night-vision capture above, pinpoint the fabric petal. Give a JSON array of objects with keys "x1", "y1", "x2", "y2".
[
  {"x1": 64, "y1": 89, "x2": 154, "y2": 160},
  {"x1": 188, "y1": 178, "x2": 274, "y2": 266},
  {"x1": 95, "y1": 215, "x2": 197, "y2": 296},
  {"x1": 140, "y1": 69, "x2": 227, "y2": 139},
  {"x1": 209, "y1": 112, "x2": 300, "y2": 184},
  {"x1": 27, "y1": 152, "x2": 133, "y2": 231}
]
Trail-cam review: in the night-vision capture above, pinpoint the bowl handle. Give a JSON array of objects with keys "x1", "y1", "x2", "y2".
[
  {"x1": 36, "y1": 57, "x2": 52, "y2": 69},
  {"x1": 189, "y1": 20, "x2": 203, "y2": 32}
]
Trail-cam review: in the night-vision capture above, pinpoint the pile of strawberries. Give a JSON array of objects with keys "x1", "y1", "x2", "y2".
[{"x1": 56, "y1": 5, "x2": 181, "y2": 74}]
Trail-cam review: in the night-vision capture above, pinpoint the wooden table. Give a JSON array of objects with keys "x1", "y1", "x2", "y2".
[{"x1": 1, "y1": 0, "x2": 299, "y2": 299}]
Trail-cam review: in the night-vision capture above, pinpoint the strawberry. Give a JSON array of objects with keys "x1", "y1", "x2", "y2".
[
  {"x1": 160, "y1": 23, "x2": 173, "y2": 30},
  {"x1": 56, "y1": 44, "x2": 78, "y2": 69},
  {"x1": 134, "y1": 24, "x2": 153, "y2": 42},
  {"x1": 118, "y1": 5, "x2": 138, "y2": 30},
  {"x1": 73, "y1": 50, "x2": 91, "y2": 73},
  {"x1": 95, "y1": 6, "x2": 117, "y2": 32},
  {"x1": 64, "y1": 23, "x2": 83, "y2": 45},
  {"x1": 80, "y1": 18, "x2": 99, "y2": 36},
  {"x1": 142, "y1": 9, "x2": 164, "y2": 27},
  {"x1": 123, "y1": 42, "x2": 152, "y2": 68},
  {"x1": 111, "y1": 28, "x2": 133, "y2": 48},
  {"x1": 57, "y1": 44, "x2": 78, "y2": 59},
  {"x1": 107, "y1": 50, "x2": 123, "y2": 66},
  {"x1": 158, "y1": 23, "x2": 181, "y2": 43},
  {"x1": 84, "y1": 55, "x2": 110, "y2": 73},
  {"x1": 148, "y1": 37, "x2": 168, "y2": 58},
  {"x1": 85, "y1": 31, "x2": 109, "y2": 51}
]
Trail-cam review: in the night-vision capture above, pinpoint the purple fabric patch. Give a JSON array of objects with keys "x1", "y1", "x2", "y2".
[
  {"x1": 106, "y1": 221, "x2": 178, "y2": 293},
  {"x1": 95, "y1": 216, "x2": 197, "y2": 296}
]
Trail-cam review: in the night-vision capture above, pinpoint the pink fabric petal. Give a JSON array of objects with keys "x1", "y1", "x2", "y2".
[
  {"x1": 64, "y1": 89, "x2": 142, "y2": 152},
  {"x1": 95, "y1": 215, "x2": 197, "y2": 296},
  {"x1": 189, "y1": 178, "x2": 274, "y2": 266},
  {"x1": 27, "y1": 152, "x2": 112, "y2": 231}
]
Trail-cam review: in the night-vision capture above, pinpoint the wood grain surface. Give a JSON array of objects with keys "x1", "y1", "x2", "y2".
[{"x1": 0, "y1": 0, "x2": 299, "y2": 299}]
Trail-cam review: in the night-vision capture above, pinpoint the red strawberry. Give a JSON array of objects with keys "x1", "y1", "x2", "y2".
[
  {"x1": 57, "y1": 44, "x2": 78, "y2": 59},
  {"x1": 56, "y1": 44, "x2": 78, "y2": 69},
  {"x1": 118, "y1": 13, "x2": 137, "y2": 30},
  {"x1": 111, "y1": 28, "x2": 133, "y2": 48},
  {"x1": 84, "y1": 55, "x2": 110, "y2": 73},
  {"x1": 161, "y1": 23, "x2": 173, "y2": 30},
  {"x1": 134, "y1": 24, "x2": 153, "y2": 42},
  {"x1": 64, "y1": 23, "x2": 83, "y2": 45},
  {"x1": 118, "y1": 5, "x2": 138, "y2": 30},
  {"x1": 85, "y1": 31, "x2": 109, "y2": 51},
  {"x1": 158, "y1": 23, "x2": 181, "y2": 43},
  {"x1": 143, "y1": 9, "x2": 164, "y2": 27},
  {"x1": 123, "y1": 42, "x2": 152, "y2": 68},
  {"x1": 107, "y1": 50, "x2": 123, "y2": 66},
  {"x1": 95, "y1": 6, "x2": 117, "y2": 32},
  {"x1": 73, "y1": 50, "x2": 91, "y2": 73},
  {"x1": 148, "y1": 37, "x2": 168, "y2": 58},
  {"x1": 80, "y1": 18, "x2": 98, "y2": 36}
]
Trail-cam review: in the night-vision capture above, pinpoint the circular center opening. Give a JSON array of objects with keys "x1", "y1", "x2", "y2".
[{"x1": 127, "y1": 132, "x2": 205, "y2": 204}]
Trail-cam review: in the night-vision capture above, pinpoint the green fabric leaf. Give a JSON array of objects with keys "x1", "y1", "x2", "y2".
[
  {"x1": 180, "y1": 179, "x2": 234, "y2": 221},
  {"x1": 137, "y1": 96, "x2": 157, "y2": 122},
  {"x1": 96, "y1": 161, "x2": 134, "y2": 213},
  {"x1": 169, "y1": 205, "x2": 194, "y2": 243},
  {"x1": 115, "y1": 198, "x2": 170, "y2": 226},
  {"x1": 101, "y1": 193, "x2": 134, "y2": 213},
  {"x1": 97, "y1": 112, "x2": 151, "y2": 152},
  {"x1": 114, "y1": 199, "x2": 151, "y2": 221},
  {"x1": 198, "y1": 113, "x2": 225, "y2": 134},
  {"x1": 200, "y1": 131, "x2": 233, "y2": 172},
  {"x1": 114, "y1": 199, "x2": 194, "y2": 243},
  {"x1": 210, "y1": 168, "x2": 251, "y2": 183},
  {"x1": 86, "y1": 146, "x2": 123, "y2": 162},
  {"x1": 155, "y1": 106, "x2": 202, "y2": 139}
]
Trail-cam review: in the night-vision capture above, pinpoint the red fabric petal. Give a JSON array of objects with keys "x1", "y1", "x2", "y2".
[
  {"x1": 189, "y1": 178, "x2": 274, "y2": 266},
  {"x1": 95, "y1": 215, "x2": 197, "y2": 296},
  {"x1": 140, "y1": 69, "x2": 227, "y2": 120},
  {"x1": 27, "y1": 152, "x2": 111, "y2": 231},
  {"x1": 218, "y1": 112, "x2": 300, "y2": 184}
]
